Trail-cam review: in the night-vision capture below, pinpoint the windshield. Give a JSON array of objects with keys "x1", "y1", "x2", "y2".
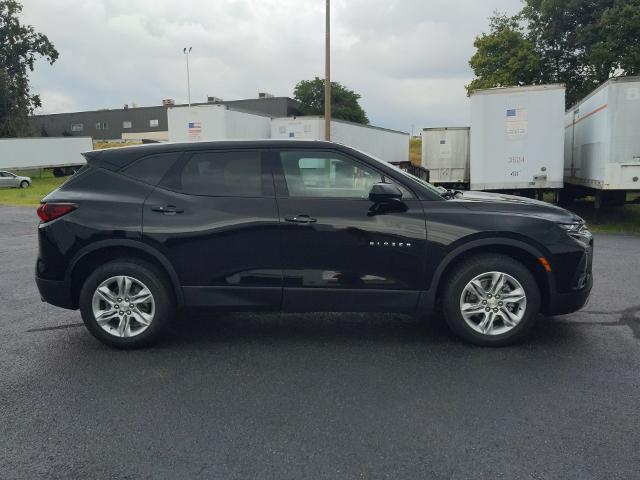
[{"x1": 346, "y1": 147, "x2": 445, "y2": 198}]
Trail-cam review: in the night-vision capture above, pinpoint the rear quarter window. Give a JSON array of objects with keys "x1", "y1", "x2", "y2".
[
  {"x1": 161, "y1": 150, "x2": 263, "y2": 197},
  {"x1": 122, "y1": 153, "x2": 181, "y2": 186}
]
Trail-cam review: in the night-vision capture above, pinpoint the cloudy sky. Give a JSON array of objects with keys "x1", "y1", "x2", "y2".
[{"x1": 23, "y1": 0, "x2": 522, "y2": 132}]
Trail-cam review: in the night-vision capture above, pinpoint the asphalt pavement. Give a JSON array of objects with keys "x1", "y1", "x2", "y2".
[{"x1": 1, "y1": 204, "x2": 639, "y2": 479}]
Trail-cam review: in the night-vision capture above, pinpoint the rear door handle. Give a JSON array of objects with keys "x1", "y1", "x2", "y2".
[
  {"x1": 284, "y1": 214, "x2": 317, "y2": 224},
  {"x1": 151, "y1": 205, "x2": 184, "y2": 215}
]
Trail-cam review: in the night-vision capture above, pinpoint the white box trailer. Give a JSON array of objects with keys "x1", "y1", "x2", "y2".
[
  {"x1": 421, "y1": 127, "x2": 470, "y2": 184},
  {"x1": 271, "y1": 116, "x2": 410, "y2": 164},
  {"x1": 0, "y1": 137, "x2": 92, "y2": 170},
  {"x1": 470, "y1": 84, "x2": 565, "y2": 191},
  {"x1": 168, "y1": 104, "x2": 271, "y2": 142},
  {"x1": 565, "y1": 76, "x2": 640, "y2": 195}
]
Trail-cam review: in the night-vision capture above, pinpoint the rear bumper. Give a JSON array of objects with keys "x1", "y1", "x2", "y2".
[
  {"x1": 544, "y1": 275, "x2": 592, "y2": 316},
  {"x1": 35, "y1": 275, "x2": 75, "y2": 310}
]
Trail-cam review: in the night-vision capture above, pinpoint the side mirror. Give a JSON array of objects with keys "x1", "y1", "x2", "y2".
[{"x1": 369, "y1": 182, "x2": 403, "y2": 203}]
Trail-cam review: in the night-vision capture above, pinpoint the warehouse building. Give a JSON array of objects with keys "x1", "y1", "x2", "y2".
[{"x1": 29, "y1": 95, "x2": 301, "y2": 141}]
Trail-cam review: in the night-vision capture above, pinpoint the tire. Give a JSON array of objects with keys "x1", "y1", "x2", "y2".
[
  {"x1": 79, "y1": 258, "x2": 175, "y2": 348},
  {"x1": 20, "y1": 181, "x2": 29, "y2": 189},
  {"x1": 441, "y1": 254, "x2": 540, "y2": 346}
]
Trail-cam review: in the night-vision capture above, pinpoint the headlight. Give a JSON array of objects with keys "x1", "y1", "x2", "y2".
[{"x1": 559, "y1": 223, "x2": 593, "y2": 247}]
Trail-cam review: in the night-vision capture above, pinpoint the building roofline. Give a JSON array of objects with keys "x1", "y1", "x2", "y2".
[{"x1": 31, "y1": 97, "x2": 299, "y2": 118}]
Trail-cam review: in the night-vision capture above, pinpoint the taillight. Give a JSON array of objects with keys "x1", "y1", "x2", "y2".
[{"x1": 37, "y1": 203, "x2": 76, "y2": 223}]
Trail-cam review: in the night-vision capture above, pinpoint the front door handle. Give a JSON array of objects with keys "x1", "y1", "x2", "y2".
[
  {"x1": 151, "y1": 205, "x2": 184, "y2": 215},
  {"x1": 285, "y1": 214, "x2": 317, "y2": 224}
]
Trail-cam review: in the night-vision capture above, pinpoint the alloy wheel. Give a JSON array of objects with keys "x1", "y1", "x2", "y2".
[
  {"x1": 459, "y1": 271, "x2": 527, "y2": 336},
  {"x1": 91, "y1": 275, "x2": 155, "y2": 338}
]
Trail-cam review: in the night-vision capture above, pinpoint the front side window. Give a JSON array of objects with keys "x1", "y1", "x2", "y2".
[
  {"x1": 279, "y1": 151, "x2": 410, "y2": 199},
  {"x1": 163, "y1": 151, "x2": 262, "y2": 197}
]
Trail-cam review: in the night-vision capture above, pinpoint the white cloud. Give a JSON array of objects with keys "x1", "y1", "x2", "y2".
[
  {"x1": 22, "y1": 0, "x2": 522, "y2": 131},
  {"x1": 34, "y1": 91, "x2": 79, "y2": 114}
]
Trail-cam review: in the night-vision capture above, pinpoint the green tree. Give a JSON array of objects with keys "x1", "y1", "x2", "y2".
[
  {"x1": 0, "y1": 0, "x2": 58, "y2": 137},
  {"x1": 468, "y1": 1, "x2": 640, "y2": 107},
  {"x1": 294, "y1": 77, "x2": 369, "y2": 124},
  {"x1": 466, "y1": 14, "x2": 541, "y2": 94}
]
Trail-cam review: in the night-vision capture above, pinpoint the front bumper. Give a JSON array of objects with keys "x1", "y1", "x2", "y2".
[
  {"x1": 544, "y1": 274, "x2": 592, "y2": 316},
  {"x1": 35, "y1": 275, "x2": 76, "y2": 310}
]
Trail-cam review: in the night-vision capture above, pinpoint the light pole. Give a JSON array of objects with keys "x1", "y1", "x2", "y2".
[
  {"x1": 324, "y1": 0, "x2": 331, "y2": 141},
  {"x1": 183, "y1": 47, "x2": 192, "y2": 106}
]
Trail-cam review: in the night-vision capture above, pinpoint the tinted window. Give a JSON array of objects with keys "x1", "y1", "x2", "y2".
[
  {"x1": 168, "y1": 151, "x2": 262, "y2": 197},
  {"x1": 123, "y1": 153, "x2": 181, "y2": 186},
  {"x1": 279, "y1": 151, "x2": 411, "y2": 199}
]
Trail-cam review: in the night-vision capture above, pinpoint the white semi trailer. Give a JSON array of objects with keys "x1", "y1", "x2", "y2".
[
  {"x1": 271, "y1": 117, "x2": 410, "y2": 164},
  {"x1": 564, "y1": 76, "x2": 640, "y2": 207},
  {"x1": 0, "y1": 137, "x2": 93, "y2": 175},
  {"x1": 421, "y1": 127, "x2": 470, "y2": 185},
  {"x1": 470, "y1": 84, "x2": 565, "y2": 194},
  {"x1": 168, "y1": 104, "x2": 271, "y2": 142}
]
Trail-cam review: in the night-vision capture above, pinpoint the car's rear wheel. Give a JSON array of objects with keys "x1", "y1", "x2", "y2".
[
  {"x1": 79, "y1": 259, "x2": 174, "y2": 348},
  {"x1": 20, "y1": 180, "x2": 29, "y2": 188},
  {"x1": 441, "y1": 254, "x2": 540, "y2": 346}
]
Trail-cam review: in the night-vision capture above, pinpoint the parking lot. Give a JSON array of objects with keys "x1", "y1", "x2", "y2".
[{"x1": 1, "y1": 204, "x2": 639, "y2": 479}]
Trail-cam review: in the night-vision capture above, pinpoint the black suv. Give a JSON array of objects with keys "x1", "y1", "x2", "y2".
[{"x1": 35, "y1": 141, "x2": 593, "y2": 348}]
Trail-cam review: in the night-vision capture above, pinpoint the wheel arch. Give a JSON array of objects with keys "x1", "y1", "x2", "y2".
[
  {"x1": 420, "y1": 237, "x2": 554, "y2": 315},
  {"x1": 67, "y1": 240, "x2": 183, "y2": 309}
]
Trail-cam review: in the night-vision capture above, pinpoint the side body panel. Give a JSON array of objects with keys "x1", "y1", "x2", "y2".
[
  {"x1": 565, "y1": 84, "x2": 610, "y2": 187},
  {"x1": 168, "y1": 105, "x2": 271, "y2": 143},
  {"x1": 0, "y1": 137, "x2": 92, "y2": 170},
  {"x1": 270, "y1": 117, "x2": 410, "y2": 164},
  {"x1": 141, "y1": 151, "x2": 282, "y2": 309},
  {"x1": 565, "y1": 77, "x2": 640, "y2": 191},
  {"x1": 276, "y1": 197, "x2": 428, "y2": 312},
  {"x1": 37, "y1": 168, "x2": 153, "y2": 282}
]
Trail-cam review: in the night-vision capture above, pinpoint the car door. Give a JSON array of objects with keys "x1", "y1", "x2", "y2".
[
  {"x1": 0, "y1": 172, "x2": 12, "y2": 187},
  {"x1": 272, "y1": 148, "x2": 428, "y2": 312},
  {"x1": 142, "y1": 149, "x2": 282, "y2": 310}
]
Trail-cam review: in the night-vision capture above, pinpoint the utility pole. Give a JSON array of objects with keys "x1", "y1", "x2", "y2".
[
  {"x1": 324, "y1": 0, "x2": 331, "y2": 141},
  {"x1": 183, "y1": 47, "x2": 192, "y2": 106}
]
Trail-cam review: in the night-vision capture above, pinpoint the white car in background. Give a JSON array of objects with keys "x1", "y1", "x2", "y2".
[{"x1": 0, "y1": 171, "x2": 31, "y2": 188}]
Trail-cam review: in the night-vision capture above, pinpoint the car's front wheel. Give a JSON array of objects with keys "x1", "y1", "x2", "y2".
[
  {"x1": 441, "y1": 254, "x2": 540, "y2": 346},
  {"x1": 79, "y1": 259, "x2": 174, "y2": 348},
  {"x1": 20, "y1": 180, "x2": 29, "y2": 188}
]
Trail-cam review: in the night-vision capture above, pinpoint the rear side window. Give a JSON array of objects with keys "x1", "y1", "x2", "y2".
[
  {"x1": 123, "y1": 153, "x2": 181, "y2": 186},
  {"x1": 163, "y1": 151, "x2": 263, "y2": 197}
]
